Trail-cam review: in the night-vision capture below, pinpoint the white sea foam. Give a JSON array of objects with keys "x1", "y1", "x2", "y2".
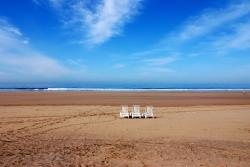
[
  {"x1": 45, "y1": 88, "x2": 250, "y2": 92},
  {"x1": 0, "y1": 88, "x2": 250, "y2": 92}
]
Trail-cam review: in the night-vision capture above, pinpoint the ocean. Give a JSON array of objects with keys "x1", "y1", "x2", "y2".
[{"x1": 0, "y1": 83, "x2": 250, "y2": 92}]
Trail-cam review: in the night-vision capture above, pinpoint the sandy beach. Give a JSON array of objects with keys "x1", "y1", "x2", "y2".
[{"x1": 1, "y1": 91, "x2": 250, "y2": 166}]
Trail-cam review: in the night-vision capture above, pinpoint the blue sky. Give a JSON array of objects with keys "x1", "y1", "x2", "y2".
[{"x1": 0, "y1": 0, "x2": 250, "y2": 87}]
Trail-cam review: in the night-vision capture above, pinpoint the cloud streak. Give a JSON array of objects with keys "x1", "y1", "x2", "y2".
[
  {"x1": 75, "y1": 0, "x2": 142, "y2": 44},
  {"x1": 143, "y1": 56, "x2": 179, "y2": 66},
  {"x1": 213, "y1": 21, "x2": 250, "y2": 52},
  {"x1": 176, "y1": 1, "x2": 250, "y2": 41},
  {"x1": 122, "y1": 1, "x2": 250, "y2": 78},
  {"x1": 114, "y1": 63, "x2": 125, "y2": 69},
  {"x1": 37, "y1": 0, "x2": 142, "y2": 45},
  {"x1": 0, "y1": 18, "x2": 78, "y2": 82},
  {"x1": 150, "y1": 0, "x2": 250, "y2": 58}
]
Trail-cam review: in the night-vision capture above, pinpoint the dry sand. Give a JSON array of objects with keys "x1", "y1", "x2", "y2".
[{"x1": 0, "y1": 92, "x2": 250, "y2": 166}]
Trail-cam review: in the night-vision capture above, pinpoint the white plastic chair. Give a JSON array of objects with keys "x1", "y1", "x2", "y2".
[
  {"x1": 144, "y1": 106, "x2": 154, "y2": 118},
  {"x1": 131, "y1": 105, "x2": 141, "y2": 118},
  {"x1": 120, "y1": 105, "x2": 129, "y2": 118}
]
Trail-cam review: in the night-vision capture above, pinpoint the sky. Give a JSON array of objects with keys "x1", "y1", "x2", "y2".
[{"x1": 0, "y1": 0, "x2": 250, "y2": 87}]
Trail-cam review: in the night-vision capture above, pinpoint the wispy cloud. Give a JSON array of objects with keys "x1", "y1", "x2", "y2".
[
  {"x1": 33, "y1": 0, "x2": 65, "y2": 8},
  {"x1": 36, "y1": 0, "x2": 142, "y2": 45},
  {"x1": 119, "y1": 1, "x2": 250, "y2": 78},
  {"x1": 138, "y1": 56, "x2": 178, "y2": 75},
  {"x1": 213, "y1": 21, "x2": 250, "y2": 52},
  {"x1": 147, "y1": 0, "x2": 250, "y2": 58},
  {"x1": 0, "y1": 18, "x2": 82, "y2": 82},
  {"x1": 74, "y1": 0, "x2": 142, "y2": 44},
  {"x1": 143, "y1": 56, "x2": 179, "y2": 66},
  {"x1": 175, "y1": 1, "x2": 250, "y2": 41},
  {"x1": 48, "y1": 0, "x2": 65, "y2": 8},
  {"x1": 114, "y1": 63, "x2": 125, "y2": 69}
]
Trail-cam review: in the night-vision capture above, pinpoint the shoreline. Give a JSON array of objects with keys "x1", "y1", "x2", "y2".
[{"x1": 1, "y1": 88, "x2": 250, "y2": 92}]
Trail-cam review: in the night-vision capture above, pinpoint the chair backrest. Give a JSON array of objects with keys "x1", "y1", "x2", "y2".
[
  {"x1": 133, "y1": 105, "x2": 140, "y2": 113},
  {"x1": 146, "y1": 106, "x2": 153, "y2": 114},
  {"x1": 121, "y1": 105, "x2": 128, "y2": 113}
]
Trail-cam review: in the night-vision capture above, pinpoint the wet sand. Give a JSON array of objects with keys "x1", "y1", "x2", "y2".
[
  {"x1": 0, "y1": 92, "x2": 250, "y2": 166},
  {"x1": 0, "y1": 91, "x2": 250, "y2": 106}
]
